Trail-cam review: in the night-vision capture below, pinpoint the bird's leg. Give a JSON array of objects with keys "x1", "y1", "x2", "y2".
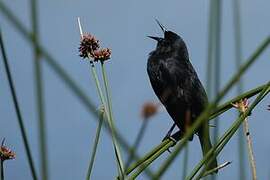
[
  {"x1": 163, "y1": 128, "x2": 183, "y2": 153},
  {"x1": 162, "y1": 123, "x2": 176, "y2": 142},
  {"x1": 162, "y1": 123, "x2": 178, "y2": 153}
]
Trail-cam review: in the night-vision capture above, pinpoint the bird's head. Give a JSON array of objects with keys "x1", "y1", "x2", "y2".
[{"x1": 148, "y1": 19, "x2": 188, "y2": 56}]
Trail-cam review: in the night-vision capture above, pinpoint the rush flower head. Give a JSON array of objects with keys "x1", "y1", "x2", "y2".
[
  {"x1": 0, "y1": 139, "x2": 15, "y2": 161},
  {"x1": 141, "y1": 102, "x2": 160, "y2": 120},
  {"x1": 93, "y1": 48, "x2": 112, "y2": 62},
  {"x1": 79, "y1": 33, "x2": 100, "y2": 59},
  {"x1": 232, "y1": 98, "x2": 249, "y2": 113}
]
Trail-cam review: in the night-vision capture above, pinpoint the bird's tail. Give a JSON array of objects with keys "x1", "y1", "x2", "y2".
[{"x1": 198, "y1": 122, "x2": 218, "y2": 173}]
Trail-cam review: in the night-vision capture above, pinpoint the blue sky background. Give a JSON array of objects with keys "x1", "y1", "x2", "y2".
[{"x1": 0, "y1": 0, "x2": 270, "y2": 179}]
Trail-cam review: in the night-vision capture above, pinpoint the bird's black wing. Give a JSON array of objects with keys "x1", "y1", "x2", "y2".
[{"x1": 148, "y1": 57, "x2": 207, "y2": 131}]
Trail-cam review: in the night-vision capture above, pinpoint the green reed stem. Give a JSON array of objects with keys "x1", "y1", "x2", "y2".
[
  {"x1": 125, "y1": 120, "x2": 149, "y2": 168},
  {"x1": 0, "y1": 160, "x2": 3, "y2": 180},
  {"x1": 87, "y1": 60, "x2": 124, "y2": 178},
  {"x1": 100, "y1": 62, "x2": 125, "y2": 178},
  {"x1": 86, "y1": 109, "x2": 104, "y2": 180},
  {"x1": 0, "y1": 30, "x2": 38, "y2": 180},
  {"x1": 30, "y1": 0, "x2": 48, "y2": 179},
  {"x1": 182, "y1": 143, "x2": 189, "y2": 179},
  {"x1": 129, "y1": 140, "x2": 175, "y2": 179},
  {"x1": 232, "y1": 0, "x2": 246, "y2": 179}
]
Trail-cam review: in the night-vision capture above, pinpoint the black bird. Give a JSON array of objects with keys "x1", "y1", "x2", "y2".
[{"x1": 147, "y1": 20, "x2": 218, "y2": 172}]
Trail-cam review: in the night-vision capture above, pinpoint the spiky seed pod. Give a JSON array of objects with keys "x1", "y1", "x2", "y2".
[
  {"x1": 93, "y1": 48, "x2": 112, "y2": 62},
  {"x1": 79, "y1": 33, "x2": 100, "y2": 59},
  {"x1": 0, "y1": 145, "x2": 15, "y2": 161}
]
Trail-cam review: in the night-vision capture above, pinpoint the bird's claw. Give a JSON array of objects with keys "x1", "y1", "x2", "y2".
[{"x1": 162, "y1": 136, "x2": 177, "y2": 153}]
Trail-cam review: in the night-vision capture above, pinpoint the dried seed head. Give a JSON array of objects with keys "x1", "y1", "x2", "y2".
[
  {"x1": 79, "y1": 33, "x2": 100, "y2": 59},
  {"x1": 0, "y1": 145, "x2": 15, "y2": 161},
  {"x1": 93, "y1": 48, "x2": 112, "y2": 62},
  {"x1": 232, "y1": 98, "x2": 249, "y2": 113},
  {"x1": 141, "y1": 102, "x2": 159, "y2": 120}
]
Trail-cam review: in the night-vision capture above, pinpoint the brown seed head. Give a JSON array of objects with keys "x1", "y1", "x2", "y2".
[
  {"x1": 0, "y1": 145, "x2": 15, "y2": 161},
  {"x1": 93, "y1": 48, "x2": 112, "y2": 62},
  {"x1": 79, "y1": 33, "x2": 100, "y2": 59},
  {"x1": 141, "y1": 102, "x2": 159, "y2": 120}
]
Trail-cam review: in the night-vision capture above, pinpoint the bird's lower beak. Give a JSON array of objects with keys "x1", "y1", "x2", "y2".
[{"x1": 147, "y1": 36, "x2": 162, "y2": 41}]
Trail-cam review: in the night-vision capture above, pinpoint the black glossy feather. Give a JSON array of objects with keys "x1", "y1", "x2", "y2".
[{"x1": 147, "y1": 29, "x2": 218, "y2": 172}]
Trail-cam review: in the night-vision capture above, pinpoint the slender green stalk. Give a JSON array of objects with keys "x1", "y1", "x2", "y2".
[
  {"x1": 206, "y1": 0, "x2": 215, "y2": 98},
  {"x1": 30, "y1": 0, "x2": 48, "y2": 179},
  {"x1": 0, "y1": 3, "x2": 156, "y2": 177},
  {"x1": 125, "y1": 120, "x2": 149, "y2": 168},
  {"x1": 100, "y1": 62, "x2": 125, "y2": 178},
  {"x1": 233, "y1": 0, "x2": 246, "y2": 179},
  {"x1": 206, "y1": 4, "x2": 222, "y2": 180},
  {"x1": 129, "y1": 140, "x2": 175, "y2": 179},
  {"x1": 88, "y1": 60, "x2": 125, "y2": 178},
  {"x1": 0, "y1": 160, "x2": 3, "y2": 180},
  {"x1": 0, "y1": 30, "x2": 38, "y2": 180},
  {"x1": 182, "y1": 143, "x2": 189, "y2": 180},
  {"x1": 213, "y1": 0, "x2": 222, "y2": 146},
  {"x1": 243, "y1": 116, "x2": 257, "y2": 180},
  {"x1": 193, "y1": 82, "x2": 270, "y2": 179},
  {"x1": 125, "y1": 139, "x2": 171, "y2": 176},
  {"x1": 86, "y1": 109, "x2": 104, "y2": 180}
]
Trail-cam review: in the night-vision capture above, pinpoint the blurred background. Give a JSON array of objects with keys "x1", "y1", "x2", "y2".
[{"x1": 0, "y1": 0, "x2": 270, "y2": 179}]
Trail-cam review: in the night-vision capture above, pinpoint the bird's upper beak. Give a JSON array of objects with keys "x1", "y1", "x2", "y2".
[
  {"x1": 147, "y1": 36, "x2": 163, "y2": 41},
  {"x1": 155, "y1": 19, "x2": 166, "y2": 33}
]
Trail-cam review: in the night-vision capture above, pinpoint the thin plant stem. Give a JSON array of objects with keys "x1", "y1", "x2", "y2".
[
  {"x1": 206, "y1": 0, "x2": 214, "y2": 98},
  {"x1": 243, "y1": 117, "x2": 257, "y2": 179},
  {"x1": 30, "y1": 0, "x2": 48, "y2": 179},
  {"x1": 89, "y1": 60, "x2": 125, "y2": 178},
  {"x1": 100, "y1": 62, "x2": 125, "y2": 178},
  {"x1": 125, "y1": 138, "x2": 171, "y2": 176},
  {"x1": 233, "y1": 0, "x2": 246, "y2": 179},
  {"x1": 0, "y1": 160, "x2": 3, "y2": 180},
  {"x1": 86, "y1": 109, "x2": 104, "y2": 180},
  {"x1": 182, "y1": 143, "x2": 189, "y2": 180},
  {"x1": 129, "y1": 140, "x2": 176, "y2": 179},
  {"x1": 125, "y1": 120, "x2": 149, "y2": 168},
  {"x1": 213, "y1": 0, "x2": 222, "y2": 144},
  {"x1": 212, "y1": 0, "x2": 222, "y2": 176},
  {"x1": 0, "y1": 30, "x2": 38, "y2": 180}
]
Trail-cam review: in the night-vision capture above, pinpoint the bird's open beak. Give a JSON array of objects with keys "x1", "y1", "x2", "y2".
[
  {"x1": 155, "y1": 19, "x2": 166, "y2": 33},
  {"x1": 147, "y1": 36, "x2": 163, "y2": 41}
]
